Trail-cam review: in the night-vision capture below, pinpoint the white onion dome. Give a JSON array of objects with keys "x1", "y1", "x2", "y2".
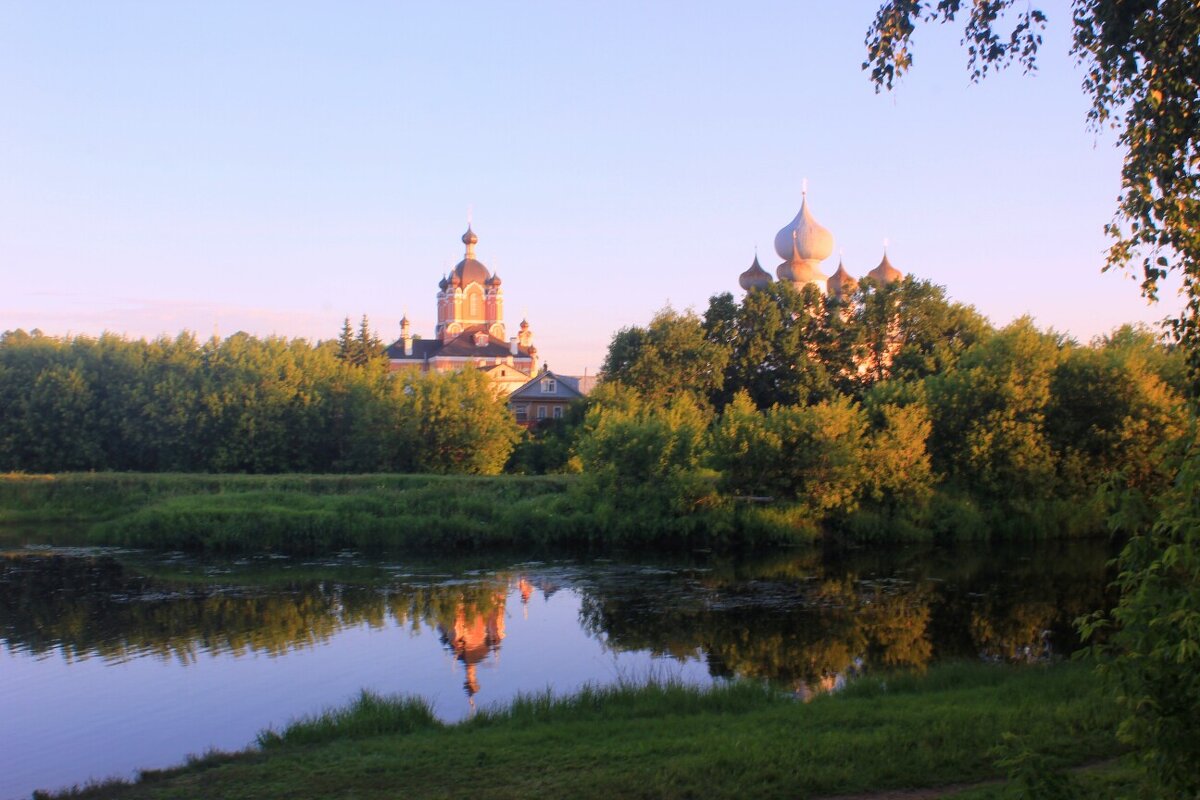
[
  {"x1": 738, "y1": 254, "x2": 772, "y2": 291},
  {"x1": 774, "y1": 194, "x2": 834, "y2": 263},
  {"x1": 868, "y1": 250, "x2": 903, "y2": 285},
  {"x1": 452, "y1": 225, "x2": 492, "y2": 287},
  {"x1": 777, "y1": 232, "x2": 827, "y2": 290},
  {"x1": 826, "y1": 258, "x2": 858, "y2": 299}
]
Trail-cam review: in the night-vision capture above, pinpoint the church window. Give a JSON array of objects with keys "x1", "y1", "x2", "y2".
[{"x1": 469, "y1": 293, "x2": 481, "y2": 316}]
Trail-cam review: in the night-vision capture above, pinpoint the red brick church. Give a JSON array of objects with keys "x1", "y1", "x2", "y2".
[{"x1": 384, "y1": 226, "x2": 540, "y2": 395}]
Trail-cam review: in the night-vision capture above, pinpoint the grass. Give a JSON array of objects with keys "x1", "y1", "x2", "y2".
[
  {"x1": 38, "y1": 661, "x2": 1126, "y2": 800},
  {"x1": 0, "y1": 472, "x2": 1108, "y2": 555},
  {"x1": 0, "y1": 472, "x2": 824, "y2": 554}
]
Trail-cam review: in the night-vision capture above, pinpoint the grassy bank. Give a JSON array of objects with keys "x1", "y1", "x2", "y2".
[
  {"x1": 0, "y1": 473, "x2": 1107, "y2": 555},
  {"x1": 0, "y1": 472, "x2": 815, "y2": 554},
  {"x1": 40, "y1": 661, "x2": 1124, "y2": 800}
]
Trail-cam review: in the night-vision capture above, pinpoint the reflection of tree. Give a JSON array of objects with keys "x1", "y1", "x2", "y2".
[
  {"x1": 579, "y1": 572, "x2": 933, "y2": 693},
  {"x1": 0, "y1": 542, "x2": 1113, "y2": 696},
  {"x1": 578, "y1": 541, "x2": 1110, "y2": 695},
  {"x1": 0, "y1": 554, "x2": 511, "y2": 663}
]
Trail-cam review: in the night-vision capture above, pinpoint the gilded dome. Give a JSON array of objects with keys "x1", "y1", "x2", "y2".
[
  {"x1": 738, "y1": 254, "x2": 772, "y2": 291},
  {"x1": 868, "y1": 251, "x2": 903, "y2": 285},
  {"x1": 774, "y1": 193, "x2": 834, "y2": 263},
  {"x1": 826, "y1": 258, "x2": 858, "y2": 299},
  {"x1": 777, "y1": 233, "x2": 827, "y2": 289}
]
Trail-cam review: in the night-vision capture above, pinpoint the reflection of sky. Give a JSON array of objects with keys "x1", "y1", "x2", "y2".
[{"x1": 0, "y1": 583, "x2": 712, "y2": 800}]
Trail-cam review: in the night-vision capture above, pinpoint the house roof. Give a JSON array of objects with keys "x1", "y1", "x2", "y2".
[{"x1": 508, "y1": 370, "x2": 586, "y2": 401}]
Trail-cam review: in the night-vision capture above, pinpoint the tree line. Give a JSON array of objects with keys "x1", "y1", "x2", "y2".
[
  {"x1": 572, "y1": 277, "x2": 1186, "y2": 539},
  {"x1": 0, "y1": 325, "x2": 518, "y2": 475}
]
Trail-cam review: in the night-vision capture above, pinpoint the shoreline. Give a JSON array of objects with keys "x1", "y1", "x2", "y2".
[
  {"x1": 33, "y1": 661, "x2": 1126, "y2": 800},
  {"x1": 0, "y1": 472, "x2": 1108, "y2": 556}
]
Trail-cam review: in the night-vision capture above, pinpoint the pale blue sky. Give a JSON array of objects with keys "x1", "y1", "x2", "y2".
[{"x1": 0, "y1": 1, "x2": 1182, "y2": 373}]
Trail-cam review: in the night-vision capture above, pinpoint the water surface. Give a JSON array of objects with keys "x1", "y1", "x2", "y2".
[{"x1": 0, "y1": 540, "x2": 1113, "y2": 799}]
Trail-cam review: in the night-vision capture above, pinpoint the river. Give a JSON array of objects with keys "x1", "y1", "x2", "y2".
[{"x1": 0, "y1": 538, "x2": 1113, "y2": 799}]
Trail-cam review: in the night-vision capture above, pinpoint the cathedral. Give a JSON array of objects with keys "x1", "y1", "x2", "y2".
[
  {"x1": 384, "y1": 225, "x2": 540, "y2": 395},
  {"x1": 738, "y1": 190, "x2": 903, "y2": 297}
]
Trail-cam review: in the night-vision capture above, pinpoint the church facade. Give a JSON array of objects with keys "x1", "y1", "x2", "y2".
[{"x1": 384, "y1": 226, "x2": 540, "y2": 395}]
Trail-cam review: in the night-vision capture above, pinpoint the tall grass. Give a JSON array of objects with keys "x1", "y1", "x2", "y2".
[{"x1": 257, "y1": 691, "x2": 441, "y2": 749}]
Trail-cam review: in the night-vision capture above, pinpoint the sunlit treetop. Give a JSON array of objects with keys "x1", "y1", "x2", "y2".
[{"x1": 865, "y1": 0, "x2": 1200, "y2": 391}]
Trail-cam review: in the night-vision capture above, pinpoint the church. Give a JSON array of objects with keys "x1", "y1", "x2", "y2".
[
  {"x1": 737, "y1": 189, "x2": 903, "y2": 297},
  {"x1": 384, "y1": 225, "x2": 540, "y2": 395}
]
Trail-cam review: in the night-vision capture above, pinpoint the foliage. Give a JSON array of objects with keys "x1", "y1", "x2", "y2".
[
  {"x1": 380, "y1": 368, "x2": 521, "y2": 475},
  {"x1": 573, "y1": 385, "x2": 727, "y2": 544},
  {"x1": 1082, "y1": 432, "x2": 1200, "y2": 798},
  {"x1": 864, "y1": 0, "x2": 1200, "y2": 390},
  {"x1": 708, "y1": 282, "x2": 834, "y2": 409},
  {"x1": 600, "y1": 308, "x2": 729, "y2": 406},
  {"x1": 506, "y1": 401, "x2": 588, "y2": 474},
  {"x1": 0, "y1": 329, "x2": 518, "y2": 475},
  {"x1": 924, "y1": 318, "x2": 1064, "y2": 509},
  {"x1": 865, "y1": 7, "x2": 1200, "y2": 794},
  {"x1": 335, "y1": 315, "x2": 385, "y2": 368},
  {"x1": 860, "y1": 389, "x2": 935, "y2": 515},
  {"x1": 989, "y1": 732, "x2": 1083, "y2": 800},
  {"x1": 711, "y1": 393, "x2": 868, "y2": 514}
]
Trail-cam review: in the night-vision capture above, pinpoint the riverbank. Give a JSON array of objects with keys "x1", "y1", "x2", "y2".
[
  {"x1": 0, "y1": 472, "x2": 1106, "y2": 555},
  {"x1": 0, "y1": 472, "x2": 803, "y2": 553},
  {"x1": 37, "y1": 661, "x2": 1124, "y2": 800}
]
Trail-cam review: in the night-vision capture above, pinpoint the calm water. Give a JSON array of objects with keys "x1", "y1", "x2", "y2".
[{"x1": 0, "y1": 539, "x2": 1114, "y2": 799}]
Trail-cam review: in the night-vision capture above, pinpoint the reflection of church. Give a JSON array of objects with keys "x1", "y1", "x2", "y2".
[
  {"x1": 437, "y1": 591, "x2": 508, "y2": 702},
  {"x1": 737, "y1": 190, "x2": 903, "y2": 297},
  {"x1": 436, "y1": 576, "x2": 557, "y2": 705},
  {"x1": 385, "y1": 226, "x2": 541, "y2": 395}
]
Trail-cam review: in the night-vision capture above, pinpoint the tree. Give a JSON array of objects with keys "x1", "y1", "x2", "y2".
[
  {"x1": 865, "y1": 1, "x2": 1200, "y2": 390},
  {"x1": 923, "y1": 318, "x2": 1065, "y2": 512},
  {"x1": 376, "y1": 368, "x2": 521, "y2": 475},
  {"x1": 706, "y1": 282, "x2": 833, "y2": 409},
  {"x1": 865, "y1": 5, "x2": 1200, "y2": 792},
  {"x1": 600, "y1": 308, "x2": 729, "y2": 406},
  {"x1": 711, "y1": 393, "x2": 867, "y2": 514}
]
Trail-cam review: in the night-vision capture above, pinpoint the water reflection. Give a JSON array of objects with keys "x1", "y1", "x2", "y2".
[
  {"x1": 0, "y1": 542, "x2": 1117, "y2": 799},
  {"x1": 0, "y1": 542, "x2": 1113, "y2": 693}
]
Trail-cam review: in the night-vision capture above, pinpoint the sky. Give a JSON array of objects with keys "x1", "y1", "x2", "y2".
[{"x1": 0, "y1": 1, "x2": 1185, "y2": 374}]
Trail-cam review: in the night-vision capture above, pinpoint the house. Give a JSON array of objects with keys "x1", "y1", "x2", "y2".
[{"x1": 507, "y1": 369, "x2": 587, "y2": 426}]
